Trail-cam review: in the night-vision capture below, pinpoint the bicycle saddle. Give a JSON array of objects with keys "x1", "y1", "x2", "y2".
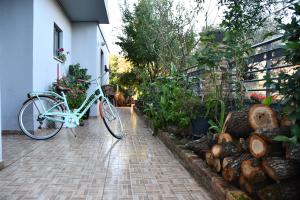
[{"x1": 54, "y1": 83, "x2": 72, "y2": 93}]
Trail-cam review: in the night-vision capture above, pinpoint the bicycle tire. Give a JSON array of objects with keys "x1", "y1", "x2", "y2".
[
  {"x1": 18, "y1": 95, "x2": 64, "y2": 140},
  {"x1": 99, "y1": 99, "x2": 124, "y2": 139}
]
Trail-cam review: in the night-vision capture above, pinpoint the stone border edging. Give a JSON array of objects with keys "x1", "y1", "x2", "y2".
[{"x1": 134, "y1": 106, "x2": 251, "y2": 200}]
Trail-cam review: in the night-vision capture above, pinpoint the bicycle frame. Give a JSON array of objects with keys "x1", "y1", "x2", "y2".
[{"x1": 29, "y1": 73, "x2": 115, "y2": 128}]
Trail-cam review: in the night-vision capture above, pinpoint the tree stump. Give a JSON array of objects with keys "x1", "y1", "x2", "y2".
[
  {"x1": 262, "y1": 157, "x2": 300, "y2": 181},
  {"x1": 248, "y1": 104, "x2": 279, "y2": 130}
]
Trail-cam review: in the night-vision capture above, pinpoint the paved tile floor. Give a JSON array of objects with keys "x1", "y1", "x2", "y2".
[{"x1": 0, "y1": 107, "x2": 213, "y2": 200}]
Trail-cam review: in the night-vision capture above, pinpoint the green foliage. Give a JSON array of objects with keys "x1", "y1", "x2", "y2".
[
  {"x1": 57, "y1": 53, "x2": 66, "y2": 63},
  {"x1": 205, "y1": 99, "x2": 225, "y2": 134},
  {"x1": 266, "y1": 68, "x2": 300, "y2": 147},
  {"x1": 51, "y1": 63, "x2": 91, "y2": 110},
  {"x1": 265, "y1": 3, "x2": 300, "y2": 146},
  {"x1": 278, "y1": 3, "x2": 300, "y2": 65},
  {"x1": 219, "y1": 0, "x2": 271, "y2": 108},
  {"x1": 262, "y1": 96, "x2": 273, "y2": 106},
  {"x1": 195, "y1": 28, "x2": 228, "y2": 102},
  {"x1": 140, "y1": 74, "x2": 201, "y2": 130},
  {"x1": 160, "y1": 79, "x2": 201, "y2": 127},
  {"x1": 117, "y1": 0, "x2": 200, "y2": 82}
]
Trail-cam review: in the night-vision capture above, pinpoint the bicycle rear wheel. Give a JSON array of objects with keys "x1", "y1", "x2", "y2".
[
  {"x1": 18, "y1": 96, "x2": 64, "y2": 140},
  {"x1": 100, "y1": 98, "x2": 124, "y2": 139}
]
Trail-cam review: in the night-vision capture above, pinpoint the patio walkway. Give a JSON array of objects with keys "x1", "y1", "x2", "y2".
[{"x1": 0, "y1": 107, "x2": 213, "y2": 200}]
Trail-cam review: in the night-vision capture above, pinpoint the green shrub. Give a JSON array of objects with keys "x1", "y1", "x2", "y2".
[
  {"x1": 51, "y1": 63, "x2": 91, "y2": 110},
  {"x1": 139, "y1": 74, "x2": 201, "y2": 131}
]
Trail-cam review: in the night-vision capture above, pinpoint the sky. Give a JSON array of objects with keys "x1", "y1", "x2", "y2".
[{"x1": 101, "y1": 0, "x2": 224, "y2": 55}]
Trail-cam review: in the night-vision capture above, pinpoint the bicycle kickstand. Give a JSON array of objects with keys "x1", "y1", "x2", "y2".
[{"x1": 70, "y1": 128, "x2": 77, "y2": 138}]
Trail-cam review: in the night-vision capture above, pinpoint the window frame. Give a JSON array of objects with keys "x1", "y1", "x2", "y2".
[{"x1": 53, "y1": 23, "x2": 63, "y2": 61}]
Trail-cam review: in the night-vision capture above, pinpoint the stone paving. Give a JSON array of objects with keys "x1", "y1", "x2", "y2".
[{"x1": 0, "y1": 107, "x2": 213, "y2": 200}]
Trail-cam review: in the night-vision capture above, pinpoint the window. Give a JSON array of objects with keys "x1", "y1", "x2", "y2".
[{"x1": 53, "y1": 23, "x2": 63, "y2": 57}]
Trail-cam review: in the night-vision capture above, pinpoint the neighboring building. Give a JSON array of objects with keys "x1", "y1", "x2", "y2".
[{"x1": 0, "y1": 0, "x2": 110, "y2": 134}]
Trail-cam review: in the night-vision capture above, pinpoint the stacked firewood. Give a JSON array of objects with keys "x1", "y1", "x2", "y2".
[{"x1": 186, "y1": 104, "x2": 300, "y2": 200}]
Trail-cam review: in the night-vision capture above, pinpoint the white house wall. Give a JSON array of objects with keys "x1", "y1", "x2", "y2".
[
  {"x1": 33, "y1": 0, "x2": 72, "y2": 92},
  {"x1": 72, "y1": 23, "x2": 100, "y2": 116},
  {"x1": 0, "y1": 0, "x2": 34, "y2": 130},
  {"x1": 97, "y1": 26, "x2": 110, "y2": 86},
  {"x1": 0, "y1": 0, "x2": 110, "y2": 131}
]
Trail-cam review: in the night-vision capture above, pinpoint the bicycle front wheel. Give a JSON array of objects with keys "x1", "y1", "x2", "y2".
[
  {"x1": 18, "y1": 96, "x2": 64, "y2": 140},
  {"x1": 100, "y1": 98, "x2": 124, "y2": 139}
]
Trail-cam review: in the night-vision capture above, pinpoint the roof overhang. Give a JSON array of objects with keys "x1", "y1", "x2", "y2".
[{"x1": 57, "y1": 0, "x2": 109, "y2": 24}]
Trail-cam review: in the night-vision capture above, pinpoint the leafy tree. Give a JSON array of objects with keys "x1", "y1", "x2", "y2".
[
  {"x1": 109, "y1": 54, "x2": 137, "y2": 97},
  {"x1": 117, "y1": 0, "x2": 159, "y2": 81},
  {"x1": 279, "y1": 3, "x2": 300, "y2": 65},
  {"x1": 195, "y1": 28, "x2": 226, "y2": 100},
  {"x1": 220, "y1": 0, "x2": 270, "y2": 107},
  {"x1": 117, "y1": 0, "x2": 201, "y2": 82}
]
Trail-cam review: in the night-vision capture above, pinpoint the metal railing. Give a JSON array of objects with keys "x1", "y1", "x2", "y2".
[{"x1": 187, "y1": 35, "x2": 298, "y2": 97}]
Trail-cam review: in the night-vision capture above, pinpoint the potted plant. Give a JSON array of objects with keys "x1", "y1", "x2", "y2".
[
  {"x1": 191, "y1": 105, "x2": 209, "y2": 139},
  {"x1": 57, "y1": 48, "x2": 67, "y2": 63}
]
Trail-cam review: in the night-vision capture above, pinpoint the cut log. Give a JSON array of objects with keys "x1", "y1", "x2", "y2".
[
  {"x1": 207, "y1": 133, "x2": 218, "y2": 148},
  {"x1": 239, "y1": 138, "x2": 249, "y2": 152},
  {"x1": 239, "y1": 175, "x2": 249, "y2": 193},
  {"x1": 225, "y1": 109, "x2": 253, "y2": 138},
  {"x1": 239, "y1": 175, "x2": 257, "y2": 195},
  {"x1": 213, "y1": 158, "x2": 222, "y2": 173},
  {"x1": 222, "y1": 153, "x2": 252, "y2": 182},
  {"x1": 249, "y1": 134, "x2": 284, "y2": 158},
  {"x1": 280, "y1": 116, "x2": 293, "y2": 127},
  {"x1": 211, "y1": 142, "x2": 242, "y2": 158},
  {"x1": 239, "y1": 175, "x2": 271, "y2": 195},
  {"x1": 262, "y1": 157, "x2": 300, "y2": 181},
  {"x1": 217, "y1": 132, "x2": 233, "y2": 144},
  {"x1": 248, "y1": 104, "x2": 279, "y2": 130},
  {"x1": 222, "y1": 156, "x2": 235, "y2": 169},
  {"x1": 254, "y1": 126, "x2": 290, "y2": 143},
  {"x1": 185, "y1": 135, "x2": 210, "y2": 158},
  {"x1": 257, "y1": 179, "x2": 300, "y2": 200},
  {"x1": 205, "y1": 152, "x2": 214, "y2": 167},
  {"x1": 286, "y1": 143, "x2": 300, "y2": 162},
  {"x1": 249, "y1": 134, "x2": 267, "y2": 158},
  {"x1": 241, "y1": 159, "x2": 266, "y2": 183}
]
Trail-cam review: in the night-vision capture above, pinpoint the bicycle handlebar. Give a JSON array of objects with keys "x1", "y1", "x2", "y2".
[{"x1": 88, "y1": 70, "x2": 110, "y2": 84}]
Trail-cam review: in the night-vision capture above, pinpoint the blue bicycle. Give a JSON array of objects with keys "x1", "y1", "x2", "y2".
[{"x1": 18, "y1": 70, "x2": 124, "y2": 140}]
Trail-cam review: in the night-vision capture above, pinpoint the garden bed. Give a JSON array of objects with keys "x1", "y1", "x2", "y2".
[{"x1": 134, "y1": 106, "x2": 251, "y2": 200}]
